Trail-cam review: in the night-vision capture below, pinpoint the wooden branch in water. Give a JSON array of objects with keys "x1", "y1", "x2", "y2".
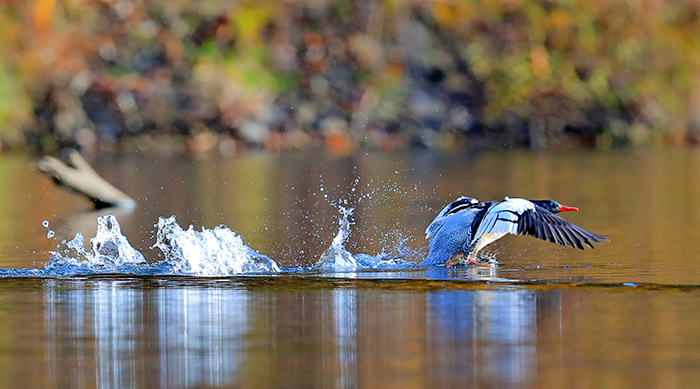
[{"x1": 36, "y1": 150, "x2": 135, "y2": 210}]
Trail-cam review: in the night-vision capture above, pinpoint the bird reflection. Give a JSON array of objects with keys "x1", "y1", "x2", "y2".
[
  {"x1": 426, "y1": 289, "x2": 537, "y2": 385},
  {"x1": 329, "y1": 286, "x2": 540, "y2": 387}
]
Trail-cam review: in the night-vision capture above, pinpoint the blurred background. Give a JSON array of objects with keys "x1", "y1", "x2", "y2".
[{"x1": 3, "y1": 0, "x2": 700, "y2": 156}]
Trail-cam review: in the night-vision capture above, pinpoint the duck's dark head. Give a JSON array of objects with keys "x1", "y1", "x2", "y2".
[{"x1": 532, "y1": 200, "x2": 579, "y2": 213}]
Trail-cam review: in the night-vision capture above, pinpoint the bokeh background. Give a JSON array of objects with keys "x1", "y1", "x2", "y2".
[{"x1": 2, "y1": 0, "x2": 700, "y2": 155}]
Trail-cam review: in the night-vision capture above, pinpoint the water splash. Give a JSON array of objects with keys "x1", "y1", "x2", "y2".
[
  {"x1": 43, "y1": 214, "x2": 147, "y2": 276},
  {"x1": 152, "y1": 216, "x2": 280, "y2": 275},
  {"x1": 42, "y1": 220, "x2": 55, "y2": 239},
  {"x1": 32, "y1": 207, "x2": 417, "y2": 278},
  {"x1": 314, "y1": 206, "x2": 416, "y2": 272},
  {"x1": 315, "y1": 206, "x2": 358, "y2": 271},
  {"x1": 7, "y1": 179, "x2": 436, "y2": 278},
  {"x1": 33, "y1": 214, "x2": 280, "y2": 277}
]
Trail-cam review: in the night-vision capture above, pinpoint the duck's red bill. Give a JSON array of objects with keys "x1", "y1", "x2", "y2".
[{"x1": 559, "y1": 205, "x2": 579, "y2": 212}]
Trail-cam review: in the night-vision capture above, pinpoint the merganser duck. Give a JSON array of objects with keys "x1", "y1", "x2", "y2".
[{"x1": 421, "y1": 196, "x2": 607, "y2": 266}]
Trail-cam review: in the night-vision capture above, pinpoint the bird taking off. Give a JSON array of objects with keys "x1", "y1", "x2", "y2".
[{"x1": 421, "y1": 196, "x2": 608, "y2": 266}]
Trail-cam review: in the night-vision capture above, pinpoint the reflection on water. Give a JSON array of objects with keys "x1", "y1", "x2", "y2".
[
  {"x1": 333, "y1": 289, "x2": 357, "y2": 388},
  {"x1": 427, "y1": 290, "x2": 538, "y2": 386},
  {"x1": 156, "y1": 286, "x2": 248, "y2": 387},
  {"x1": 44, "y1": 280, "x2": 250, "y2": 387},
  {"x1": 42, "y1": 278, "x2": 550, "y2": 387},
  {"x1": 38, "y1": 277, "x2": 700, "y2": 387}
]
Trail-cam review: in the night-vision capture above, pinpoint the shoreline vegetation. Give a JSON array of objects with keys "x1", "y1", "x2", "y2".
[{"x1": 2, "y1": 1, "x2": 700, "y2": 155}]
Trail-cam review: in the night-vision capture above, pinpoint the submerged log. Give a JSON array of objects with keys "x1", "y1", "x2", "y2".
[{"x1": 36, "y1": 150, "x2": 135, "y2": 210}]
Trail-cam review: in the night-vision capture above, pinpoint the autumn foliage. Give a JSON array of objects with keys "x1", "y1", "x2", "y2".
[{"x1": 1, "y1": 0, "x2": 700, "y2": 154}]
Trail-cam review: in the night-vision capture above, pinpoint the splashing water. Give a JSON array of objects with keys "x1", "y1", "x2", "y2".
[
  {"x1": 44, "y1": 214, "x2": 146, "y2": 275},
  {"x1": 153, "y1": 216, "x2": 280, "y2": 275},
  {"x1": 34, "y1": 214, "x2": 280, "y2": 277},
  {"x1": 314, "y1": 206, "x2": 417, "y2": 272},
  {"x1": 315, "y1": 206, "x2": 358, "y2": 271},
  {"x1": 7, "y1": 183, "x2": 430, "y2": 278},
  {"x1": 34, "y1": 208, "x2": 416, "y2": 278},
  {"x1": 39, "y1": 196, "x2": 422, "y2": 277},
  {"x1": 42, "y1": 220, "x2": 55, "y2": 239}
]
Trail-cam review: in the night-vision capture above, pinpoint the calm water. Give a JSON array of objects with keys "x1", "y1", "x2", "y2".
[{"x1": 1, "y1": 148, "x2": 700, "y2": 387}]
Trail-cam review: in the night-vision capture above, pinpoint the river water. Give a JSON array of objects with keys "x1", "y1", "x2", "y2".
[{"x1": 0, "y1": 148, "x2": 699, "y2": 387}]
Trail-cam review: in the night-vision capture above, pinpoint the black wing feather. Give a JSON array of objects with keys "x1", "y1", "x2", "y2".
[
  {"x1": 469, "y1": 203, "x2": 493, "y2": 239},
  {"x1": 542, "y1": 212, "x2": 575, "y2": 248},
  {"x1": 516, "y1": 206, "x2": 608, "y2": 250}
]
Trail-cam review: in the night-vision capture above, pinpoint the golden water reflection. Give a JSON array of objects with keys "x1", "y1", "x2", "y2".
[{"x1": 38, "y1": 278, "x2": 700, "y2": 387}]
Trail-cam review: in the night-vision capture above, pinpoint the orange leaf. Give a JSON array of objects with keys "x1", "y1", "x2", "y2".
[{"x1": 33, "y1": 0, "x2": 56, "y2": 31}]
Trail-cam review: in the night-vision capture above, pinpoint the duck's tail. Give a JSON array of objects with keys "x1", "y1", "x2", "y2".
[{"x1": 419, "y1": 249, "x2": 453, "y2": 266}]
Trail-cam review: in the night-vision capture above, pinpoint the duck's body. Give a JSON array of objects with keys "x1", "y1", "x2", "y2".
[{"x1": 421, "y1": 196, "x2": 607, "y2": 266}]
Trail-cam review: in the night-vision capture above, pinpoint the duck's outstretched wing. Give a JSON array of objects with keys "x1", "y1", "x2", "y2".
[
  {"x1": 515, "y1": 207, "x2": 608, "y2": 249},
  {"x1": 472, "y1": 198, "x2": 608, "y2": 249}
]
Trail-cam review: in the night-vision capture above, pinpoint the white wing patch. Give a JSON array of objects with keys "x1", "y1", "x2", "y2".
[{"x1": 473, "y1": 198, "x2": 535, "y2": 241}]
